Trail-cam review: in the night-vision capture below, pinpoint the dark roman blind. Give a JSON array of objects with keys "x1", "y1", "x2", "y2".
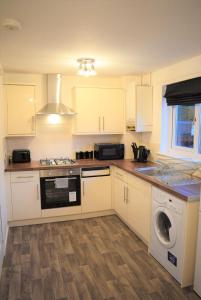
[{"x1": 164, "y1": 77, "x2": 201, "y2": 106}]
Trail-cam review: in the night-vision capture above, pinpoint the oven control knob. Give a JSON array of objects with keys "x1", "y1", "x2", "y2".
[{"x1": 69, "y1": 170, "x2": 73, "y2": 174}]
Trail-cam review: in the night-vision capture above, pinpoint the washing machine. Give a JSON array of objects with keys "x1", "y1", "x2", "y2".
[
  {"x1": 194, "y1": 203, "x2": 201, "y2": 297},
  {"x1": 150, "y1": 187, "x2": 186, "y2": 284}
]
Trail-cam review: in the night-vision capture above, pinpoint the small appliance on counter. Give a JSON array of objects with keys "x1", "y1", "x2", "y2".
[
  {"x1": 12, "y1": 149, "x2": 31, "y2": 163},
  {"x1": 94, "y1": 143, "x2": 124, "y2": 160},
  {"x1": 131, "y1": 143, "x2": 150, "y2": 163},
  {"x1": 75, "y1": 151, "x2": 93, "y2": 160}
]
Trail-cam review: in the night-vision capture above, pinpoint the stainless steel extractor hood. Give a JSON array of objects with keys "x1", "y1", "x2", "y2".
[{"x1": 37, "y1": 74, "x2": 76, "y2": 115}]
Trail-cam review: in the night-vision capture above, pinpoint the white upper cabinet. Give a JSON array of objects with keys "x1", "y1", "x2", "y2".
[
  {"x1": 136, "y1": 86, "x2": 153, "y2": 132},
  {"x1": 73, "y1": 87, "x2": 125, "y2": 134},
  {"x1": 73, "y1": 87, "x2": 101, "y2": 134},
  {"x1": 126, "y1": 83, "x2": 153, "y2": 132},
  {"x1": 5, "y1": 84, "x2": 36, "y2": 136},
  {"x1": 101, "y1": 88, "x2": 125, "y2": 133}
]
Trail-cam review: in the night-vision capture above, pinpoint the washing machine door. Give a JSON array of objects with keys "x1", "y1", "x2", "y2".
[{"x1": 154, "y1": 207, "x2": 176, "y2": 249}]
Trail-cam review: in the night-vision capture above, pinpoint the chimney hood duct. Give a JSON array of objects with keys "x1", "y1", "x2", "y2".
[{"x1": 37, "y1": 74, "x2": 76, "y2": 115}]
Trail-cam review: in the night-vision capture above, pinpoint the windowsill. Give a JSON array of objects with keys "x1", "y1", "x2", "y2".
[{"x1": 157, "y1": 151, "x2": 201, "y2": 162}]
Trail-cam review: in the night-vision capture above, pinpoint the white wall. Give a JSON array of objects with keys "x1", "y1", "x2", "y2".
[
  {"x1": 141, "y1": 54, "x2": 201, "y2": 158},
  {"x1": 0, "y1": 64, "x2": 8, "y2": 273}
]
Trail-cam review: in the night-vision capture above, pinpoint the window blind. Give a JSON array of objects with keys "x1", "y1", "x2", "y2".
[{"x1": 164, "y1": 77, "x2": 201, "y2": 106}]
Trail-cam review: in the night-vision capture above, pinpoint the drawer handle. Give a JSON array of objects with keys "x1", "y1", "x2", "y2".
[
  {"x1": 116, "y1": 172, "x2": 123, "y2": 177},
  {"x1": 16, "y1": 176, "x2": 34, "y2": 179}
]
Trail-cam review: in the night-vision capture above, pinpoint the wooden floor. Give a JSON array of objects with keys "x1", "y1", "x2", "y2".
[{"x1": 0, "y1": 215, "x2": 199, "y2": 300}]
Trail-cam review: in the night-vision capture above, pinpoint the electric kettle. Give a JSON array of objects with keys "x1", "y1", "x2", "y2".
[{"x1": 131, "y1": 143, "x2": 150, "y2": 162}]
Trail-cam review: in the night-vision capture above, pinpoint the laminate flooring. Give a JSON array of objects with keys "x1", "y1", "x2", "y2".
[{"x1": 0, "y1": 215, "x2": 199, "y2": 300}]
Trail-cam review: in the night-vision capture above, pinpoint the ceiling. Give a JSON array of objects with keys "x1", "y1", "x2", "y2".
[{"x1": 0, "y1": 0, "x2": 201, "y2": 76}]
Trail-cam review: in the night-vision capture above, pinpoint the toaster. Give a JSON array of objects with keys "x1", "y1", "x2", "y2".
[{"x1": 12, "y1": 149, "x2": 31, "y2": 163}]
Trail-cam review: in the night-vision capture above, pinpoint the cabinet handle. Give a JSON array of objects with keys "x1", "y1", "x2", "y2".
[
  {"x1": 32, "y1": 116, "x2": 35, "y2": 132},
  {"x1": 126, "y1": 187, "x2": 129, "y2": 204},
  {"x1": 99, "y1": 116, "x2": 101, "y2": 132},
  {"x1": 124, "y1": 186, "x2": 126, "y2": 202},
  {"x1": 116, "y1": 172, "x2": 123, "y2": 177},
  {"x1": 83, "y1": 181, "x2": 85, "y2": 196},
  {"x1": 37, "y1": 184, "x2": 40, "y2": 200},
  {"x1": 16, "y1": 176, "x2": 34, "y2": 179},
  {"x1": 103, "y1": 116, "x2": 105, "y2": 131}
]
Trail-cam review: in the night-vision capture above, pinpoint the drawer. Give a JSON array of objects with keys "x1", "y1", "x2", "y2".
[
  {"x1": 11, "y1": 171, "x2": 39, "y2": 183},
  {"x1": 127, "y1": 172, "x2": 150, "y2": 192},
  {"x1": 113, "y1": 167, "x2": 127, "y2": 182}
]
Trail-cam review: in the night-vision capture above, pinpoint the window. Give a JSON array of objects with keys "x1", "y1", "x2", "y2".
[
  {"x1": 173, "y1": 105, "x2": 195, "y2": 149},
  {"x1": 168, "y1": 103, "x2": 201, "y2": 157}
]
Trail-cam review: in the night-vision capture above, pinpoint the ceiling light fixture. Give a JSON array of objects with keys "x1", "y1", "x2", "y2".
[
  {"x1": 2, "y1": 18, "x2": 22, "y2": 31},
  {"x1": 77, "y1": 58, "x2": 97, "y2": 76}
]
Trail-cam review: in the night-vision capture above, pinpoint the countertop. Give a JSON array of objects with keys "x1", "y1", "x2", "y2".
[{"x1": 5, "y1": 159, "x2": 201, "y2": 202}]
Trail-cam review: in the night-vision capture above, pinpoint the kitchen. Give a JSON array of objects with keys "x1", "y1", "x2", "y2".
[{"x1": 1, "y1": 0, "x2": 201, "y2": 299}]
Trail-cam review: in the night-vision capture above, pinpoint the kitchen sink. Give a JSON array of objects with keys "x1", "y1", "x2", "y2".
[
  {"x1": 156, "y1": 174, "x2": 200, "y2": 186},
  {"x1": 135, "y1": 166, "x2": 201, "y2": 186},
  {"x1": 135, "y1": 166, "x2": 164, "y2": 176}
]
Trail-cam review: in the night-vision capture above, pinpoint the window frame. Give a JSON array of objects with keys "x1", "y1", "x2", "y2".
[{"x1": 167, "y1": 104, "x2": 201, "y2": 159}]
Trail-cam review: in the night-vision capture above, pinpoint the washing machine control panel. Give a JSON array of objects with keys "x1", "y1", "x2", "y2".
[{"x1": 152, "y1": 187, "x2": 184, "y2": 215}]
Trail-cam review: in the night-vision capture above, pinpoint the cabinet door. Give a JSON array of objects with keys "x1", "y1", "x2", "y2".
[
  {"x1": 82, "y1": 176, "x2": 111, "y2": 213},
  {"x1": 11, "y1": 173, "x2": 41, "y2": 220},
  {"x1": 127, "y1": 182, "x2": 151, "y2": 243},
  {"x1": 0, "y1": 205, "x2": 3, "y2": 270},
  {"x1": 114, "y1": 176, "x2": 127, "y2": 220},
  {"x1": 5, "y1": 84, "x2": 36, "y2": 135},
  {"x1": 73, "y1": 87, "x2": 101, "y2": 134},
  {"x1": 101, "y1": 88, "x2": 124, "y2": 134},
  {"x1": 136, "y1": 86, "x2": 152, "y2": 132}
]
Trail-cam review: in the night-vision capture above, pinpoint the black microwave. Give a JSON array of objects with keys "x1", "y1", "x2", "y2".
[
  {"x1": 12, "y1": 149, "x2": 31, "y2": 163},
  {"x1": 94, "y1": 143, "x2": 124, "y2": 160}
]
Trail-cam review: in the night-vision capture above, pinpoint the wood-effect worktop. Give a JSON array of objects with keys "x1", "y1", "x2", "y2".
[{"x1": 5, "y1": 159, "x2": 201, "y2": 201}]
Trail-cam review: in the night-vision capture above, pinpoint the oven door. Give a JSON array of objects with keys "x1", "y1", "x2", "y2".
[{"x1": 40, "y1": 175, "x2": 81, "y2": 209}]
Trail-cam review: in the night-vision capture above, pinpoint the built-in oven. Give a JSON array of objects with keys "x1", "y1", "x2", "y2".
[{"x1": 40, "y1": 168, "x2": 81, "y2": 209}]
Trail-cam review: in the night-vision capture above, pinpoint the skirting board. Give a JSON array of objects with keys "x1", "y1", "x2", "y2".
[
  {"x1": 115, "y1": 211, "x2": 149, "y2": 246},
  {"x1": 8, "y1": 209, "x2": 115, "y2": 227},
  {"x1": 0, "y1": 225, "x2": 8, "y2": 279}
]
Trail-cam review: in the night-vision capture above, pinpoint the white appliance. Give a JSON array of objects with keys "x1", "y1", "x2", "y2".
[
  {"x1": 150, "y1": 187, "x2": 186, "y2": 284},
  {"x1": 194, "y1": 202, "x2": 201, "y2": 297}
]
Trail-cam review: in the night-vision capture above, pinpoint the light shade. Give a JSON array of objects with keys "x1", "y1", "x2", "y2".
[{"x1": 77, "y1": 58, "x2": 97, "y2": 76}]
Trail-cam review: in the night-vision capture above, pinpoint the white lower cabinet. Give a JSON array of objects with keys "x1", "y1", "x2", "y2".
[
  {"x1": 113, "y1": 175, "x2": 128, "y2": 220},
  {"x1": 113, "y1": 167, "x2": 151, "y2": 243},
  {"x1": 6, "y1": 166, "x2": 151, "y2": 242},
  {"x1": 10, "y1": 171, "x2": 41, "y2": 220},
  {"x1": 127, "y1": 177, "x2": 151, "y2": 242},
  {"x1": 81, "y1": 176, "x2": 112, "y2": 213}
]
